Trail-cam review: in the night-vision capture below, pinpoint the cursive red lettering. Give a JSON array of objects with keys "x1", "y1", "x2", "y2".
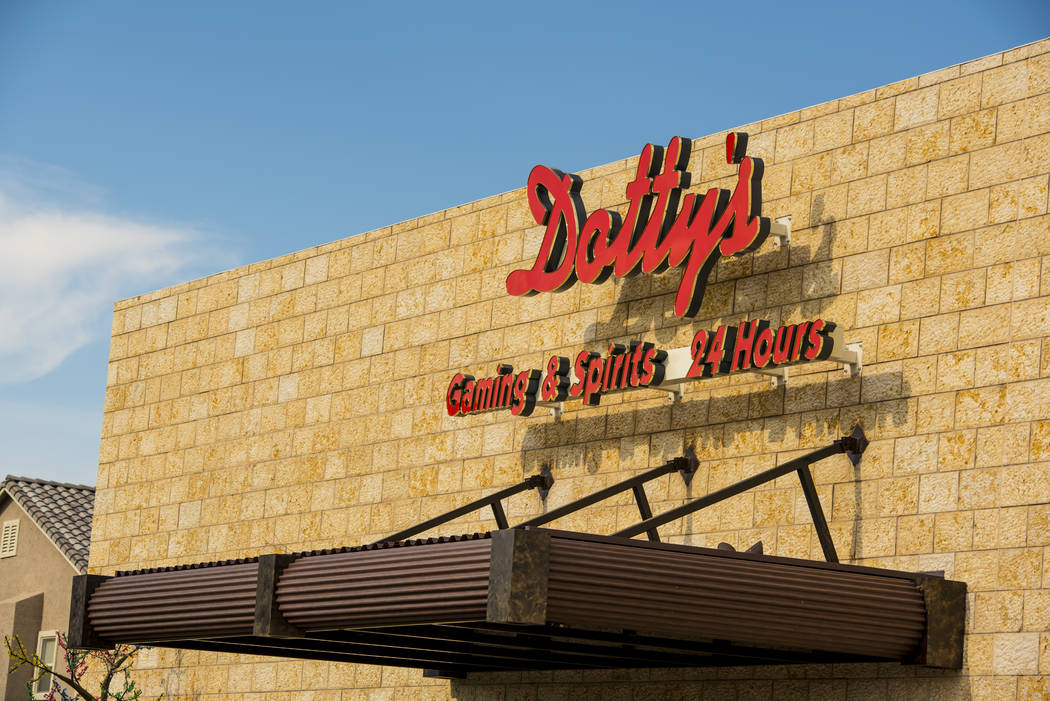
[
  {"x1": 505, "y1": 167, "x2": 584, "y2": 297},
  {"x1": 507, "y1": 133, "x2": 770, "y2": 318}
]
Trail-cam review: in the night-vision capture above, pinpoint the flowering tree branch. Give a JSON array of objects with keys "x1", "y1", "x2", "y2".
[{"x1": 4, "y1": 633, "x2": 159, "y2": 701}]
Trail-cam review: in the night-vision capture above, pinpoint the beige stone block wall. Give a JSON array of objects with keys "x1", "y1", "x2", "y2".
[{"x1": 93, "y1": 38, "x2": 1050, "y2": 700}]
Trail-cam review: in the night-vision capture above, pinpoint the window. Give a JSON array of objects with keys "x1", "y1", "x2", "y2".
[
  {"x1": 0, "y1": 519, "x2": 17, "y2": 557},
  {"x1": 33, "y1": 630, "x2": 60, "y2": 700}
]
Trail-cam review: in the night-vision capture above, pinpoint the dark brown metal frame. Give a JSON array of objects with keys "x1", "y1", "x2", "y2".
[
  {"x1": 378, "y1": 468, "x2": 554, "y2": 543},
  {"x1": 69, "y1": 424, "x2": 968, "y2": 678},
  {"x1": 515, "y1": 452, "x2": 699, "y2": 542},
  {"x1": 375, "y1": 428, "x2": 863, "y2": 557},
  {"x1": 614, "y1": 426, "x2": 869, "y2": 562},
  {"x1": 69, "y1": 527, "x2": 966, "y2": 677},
  {"x1": 378, "y1": 451, "x2": 700, "y2": 545}
]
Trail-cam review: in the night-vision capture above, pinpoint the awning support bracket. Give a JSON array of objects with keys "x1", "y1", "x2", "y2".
[
  {"x1": 796, "y1": 463, "x2": 837, "y2": 563},
  {"x1": 490, "y1": 500, "x2": 509, "y2": 530},
  {"x1": 614, "y1": 425, "x2": 868, "y2": 561},
  {"x1": 631, "y1": 484, "x2": 659, "y2": 542},
  {"x1": 515, "y1": 452, "x2": 700, "y2": 531},
  {"x1": 377, "y1": 469, "x2": 554, "y2": 544}
]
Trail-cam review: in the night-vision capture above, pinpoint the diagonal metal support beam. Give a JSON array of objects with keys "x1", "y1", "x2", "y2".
[
  {"x1": 614, "y1": 427, "x2": 868, "y2": 558},
  {"x1": 631, "y1": 484, "x2": 659, "y2": 542},
  {"x1": 516, "y1": 454, "x2": 698, "y2": 530},
  {"x1": 490, "y1": 499, "x2": 509, "y2": 530},
  {"x1": 796, "y1": 464, "x2": 837, "y2": 562},
  {"x1": 377, "y1": 469, "x2": 553, "y2": 544}
]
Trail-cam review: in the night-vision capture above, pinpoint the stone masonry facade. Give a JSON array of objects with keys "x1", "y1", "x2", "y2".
[{"x1": 92, "y1": 39, "x2": 1050, "y2": 699}]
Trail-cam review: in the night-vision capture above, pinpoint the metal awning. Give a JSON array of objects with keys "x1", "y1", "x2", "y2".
[
  {"x1": 69, "y1": 528, "x2": 964, "y2": 676},
  {"x1": 69, "y1": 430, "x2": 964, "y2": 675}
]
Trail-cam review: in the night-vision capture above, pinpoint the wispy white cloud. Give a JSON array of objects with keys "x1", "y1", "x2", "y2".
[{"x1": 0, "y1": 159, "x2": 234, "y2": 384}]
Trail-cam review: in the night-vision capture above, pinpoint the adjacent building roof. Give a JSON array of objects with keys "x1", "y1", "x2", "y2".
[{"x1": 1, "y1": 475, "x2": 95, "y2": 573}]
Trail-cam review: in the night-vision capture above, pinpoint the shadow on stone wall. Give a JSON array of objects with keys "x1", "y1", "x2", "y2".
[
  {"x1": 517, "y1": 194, "x2": 913, "y2": 561},
  {"x1": 484, "y1": 194, "x2": 964, "y2": 700}
]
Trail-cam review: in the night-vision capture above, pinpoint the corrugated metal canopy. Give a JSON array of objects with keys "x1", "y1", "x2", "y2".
[{"x1": 69, "y1": 529, "x2": 965, "y2": 676}]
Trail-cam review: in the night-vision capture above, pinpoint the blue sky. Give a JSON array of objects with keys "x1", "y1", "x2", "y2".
[{"x1": 1, "y1": 1, "x2": 1048, "y2": 485}]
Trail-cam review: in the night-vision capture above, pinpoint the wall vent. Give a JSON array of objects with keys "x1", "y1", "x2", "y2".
[{"x1": 0, "y1": 520, "x2": 18, "y2": 557}]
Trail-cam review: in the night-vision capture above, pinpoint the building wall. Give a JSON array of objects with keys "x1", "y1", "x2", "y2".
[
  {"x1": 0, "y1": 498, "x2": 78, "y2": 699},
  {"x1": 91, "y1": 38, "x2": 1050, "y2": 700}
]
